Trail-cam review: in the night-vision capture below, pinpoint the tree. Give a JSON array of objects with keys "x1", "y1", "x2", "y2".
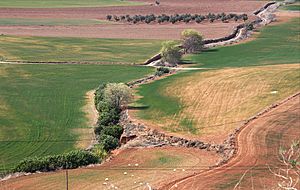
[
  {"x1": 181, "y1": 29, "x2": 204, "y2": 53},
  {"x1": 104, "y1": 83, "x2": 132, "y2": 109},
  {"x1": 160, "y1": 41, "x2": 182, "y2": 65}
]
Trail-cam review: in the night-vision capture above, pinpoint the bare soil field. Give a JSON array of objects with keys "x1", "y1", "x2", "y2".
[
  {"x1": 160, "y1": 94, "x2": 300, "y2": 190},
  {"x1": 0, "y1": 147, "x2": 220, "y2": 190},
  {"x1": 0, "y1": 0, "x2": 266, "y2": 39}
]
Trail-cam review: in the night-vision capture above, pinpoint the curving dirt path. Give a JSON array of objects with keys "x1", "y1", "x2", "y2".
[{"x1": 159, "y1": 93, "x2": 300, "y2": 190}]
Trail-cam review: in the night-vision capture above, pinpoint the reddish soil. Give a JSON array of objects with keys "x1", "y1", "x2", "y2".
[
  {"x1": 159, "y1": 94, "x2": 300, "y2": 190},
  {"x1": 0, "y1": 147, "x2": 220, "y2": 190},
  {"x1": 0, "y1": 0, "x2": 267, "y2": 39}
]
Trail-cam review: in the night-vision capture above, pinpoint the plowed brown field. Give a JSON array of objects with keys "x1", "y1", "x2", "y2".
[
  {"x1": 160, "y1": 94, "x2": 300, "y2": 190},
  {"x1": 0, "y1": 147, "x2": 220, "y2": 190},
  {"x1": 0, "y1": 0, "x2": 266, "y2": 39}
]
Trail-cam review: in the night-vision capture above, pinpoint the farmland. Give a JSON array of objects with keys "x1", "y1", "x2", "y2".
[
  {"x1": 134, "y1": 18, "x2": 300, "y2": 143},
  {"x1": 0, "y1": 18, "x2": 109, "y2": 26},
  {"x1": 0, "y1": 0, "x2": 299, "y2": 189},
  {"x1": 0, "y1": 36, "x2": 161, "y2": 63},
  {"x1": 0, "y1": 0, "x2": 265, "y2": 39},
  {"x1": 162, "y1": 93, "x2": 300, "y2": 190},
  {"x1": 0, "y1": 64, "x2": 152, "y2": 170},
  {"x1": 134, "y1": 64, "x2": 300, "y2": 143},
  {"x1": 184, "y1": 18, "x2": 300, "y2": 68},
  {"x1": 1, "y1": 147, "x2": 220, "y2": 190},
  {"x1": 0, "y1": 0, "x2": 143, "y2": 8}
]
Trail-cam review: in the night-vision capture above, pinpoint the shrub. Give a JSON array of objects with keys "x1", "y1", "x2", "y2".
[
  {"x1": 106, "y1": 15, "x2": 112, "y2": 21},
  {"x1": 98, "y1": 108, "x2": 120, "y2": 126},
  {"x1": 181, "y1": 29, "x2": 204, "y2": 53},
  {"x1": 13, "y1": 150, "x2": 100, "y2": 173},
  {"x1": 155, "y1": 67, "x2": 170, "y2": 76},
  {"x1": 160, "y1": 41, "x2": 182, "y2": 65},
  {"x1": 98, "y1": 134, "x2": 119, "y2": 151},
  {"x1": 100, "y1": 125, "x2": 123, "y2": 139}
]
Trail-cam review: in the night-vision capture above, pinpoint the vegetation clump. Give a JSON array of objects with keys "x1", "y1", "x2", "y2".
[
  {"x1": 94, "y1": 83, "x2": 132, "y2": 152},
  {"x1": 13, "y1": 150, "x2": 100, "y2": 173},
  {"x1": 160, "y1": 41, "x2": 182, "y2": 65},
  {"x1": 181, "y1": 29, "x2": 204, "y2": 53},
  {"x1": 106, "y1": 13, "x2": 248, "y2": 24},
  {"x1": 155, "y1": 67, "x2": 170, "y2": 76}
]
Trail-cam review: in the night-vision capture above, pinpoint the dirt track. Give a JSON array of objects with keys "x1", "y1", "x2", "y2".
[
  {"x1": 0, "y1": 0, "x2": 265, "y2": 39},
  {"x1": 160, "y1": 94, "x2": 300, "y2": 189}
]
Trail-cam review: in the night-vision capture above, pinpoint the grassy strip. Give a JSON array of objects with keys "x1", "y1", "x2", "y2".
[
  {"x1": 0, "y1": 18, "x2": 110, "y2": 26},
  {"x1": 0, "y1": 64, "x2": 153, "y2": 170},
  {"x1": 183, "y1": 18, "x2": 300, "y2": 68},
  {"x1": 0, "y1": 36, "x2": 161, "y2": 64},
  {"x1": 0, "y1": 0, "x2": 144, "y2": 8}
]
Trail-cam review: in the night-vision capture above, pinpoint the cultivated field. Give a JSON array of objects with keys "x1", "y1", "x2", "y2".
[
  {"x1": 0, "y1": 0, "x2": 143, "y2": 8},
  {"x1": 0, "y1": 36, "x2": 161, "y2": 63},
  {"x1": 0, "y1": 147, "x2": 220, "y2": 190},
  {"x1": 0, "y1": 0, "x2": 265, "y2": 39},
  {"x1": 134, "y1": 18, "x2": 300, "y2": 143},
  {"x1": 161, "y1": 94, "x2": 300, "y2": 190},
  {"x1": 0, "y1": 64, "x2": 152, "y2": 170},
  {"x1": 0, "y1": 1, "x2": 299, "y2": 189},
  {"x1": 134, "y1": 64, "x2": 300, "y2": 143}
]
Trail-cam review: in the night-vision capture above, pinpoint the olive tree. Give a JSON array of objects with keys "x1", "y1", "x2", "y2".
[
  {"x1": 104, "y1": 83, "x2": 132, "y2": 109},
  {"x1": 181, "y1": 29, "x2": 204, "y2": 53},
  {"x1": 160, "y1": 40, "x2": 182, "y2": 65}
]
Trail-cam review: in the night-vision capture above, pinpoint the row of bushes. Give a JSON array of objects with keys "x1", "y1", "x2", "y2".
[
  {"x1": 13, "y1": 150, "x2": 99, "y2": 173},
  {"x1": 106, "y1": 13, "x2": 248, "y2": 24},
  {"x1": 94, "y1": 83, "x2": 131, "y2": 151}
]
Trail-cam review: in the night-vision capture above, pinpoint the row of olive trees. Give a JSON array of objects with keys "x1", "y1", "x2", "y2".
[
  {"x1": 94, "y1": 83, "x2": 132, "y2": 152},
  {"x1": 107, "y1": 13, "x2": 248, "y2": 24},
  {"x1": 161, "y1": 29, "x2": 203, "y2": 65}
]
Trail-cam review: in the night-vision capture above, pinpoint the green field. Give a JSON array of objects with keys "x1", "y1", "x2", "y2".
[
  {"x1": 184, "y1": 18, "x2": 300, "y2": 68},
  {"x1": 282, "y1": 4, "x2": 300, "y2": 11},
  {"x1": 0, "y1": 36, "x2": 161, "y2": 64},
  {"x1": 0, "y1": 18, "x2": 110, "y2": 26},
  {"x1": 0, "y1": 64, "x2": 153, "y2": 170},
  {"x1": 0, "y1": 0, "x2": 143, "y2": 8},
  {"x1": 134, "y1": 19, "x2": 300, "y2": 138}
]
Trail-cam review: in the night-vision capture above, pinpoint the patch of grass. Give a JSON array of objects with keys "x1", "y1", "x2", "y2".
[
  {"x1": 148, "y1": 151, "x2": 182, "y2": 167},
  {"x1": 282, "y1": 4, "x2": 300, "y2": 11},
  {"x1": 0, "y1": 36, "x2": 161, "y2": 64},
  {"x1": 0, "y1": 64, "x2": 153, "y2": 170},
  {"x1": 0, "y1": 18, "x2": 110, "y2": 26},
  {"x1": 0, "y1": 0, "x2": 144, "y2": 8},
  {"x1": 184, "y1": 18, "x2": 300, "y2": 68}
]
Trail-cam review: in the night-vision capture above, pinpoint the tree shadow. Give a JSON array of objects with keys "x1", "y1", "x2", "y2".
[{"x1": 128, "y1": 105, "x2": 149, "y2": 110}]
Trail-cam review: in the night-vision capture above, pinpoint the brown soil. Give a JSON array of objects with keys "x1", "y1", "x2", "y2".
[
  {"x1": 159, "y1": 94, "x2": 300, "y2": 190},
  {"x1": 0, "y1": 147, "x2": 220, "y2": 190},
  {"x1": 0, "y1": 0, "x2": 266, "y2": 39}
]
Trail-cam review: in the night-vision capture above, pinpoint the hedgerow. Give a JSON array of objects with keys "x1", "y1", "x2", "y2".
[
  {"x1": 106, "y1": 13, "x2": 248, "y2": 24},
  {"x1": 94, "y1": 83, "x2": 131, "y2": 152},
  {"x1": 13, "y1": 150, "x2": 100, "y2": 173}
]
